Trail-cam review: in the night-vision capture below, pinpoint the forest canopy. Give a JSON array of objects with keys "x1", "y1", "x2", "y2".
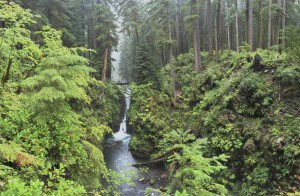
[{"x1": 0, "y1": 0, "x2": 299, "y2": 195}]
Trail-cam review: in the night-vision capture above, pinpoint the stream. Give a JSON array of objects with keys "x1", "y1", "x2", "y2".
[{"x1": 104, "y1": 89, "x2": 166, "y2": 195}]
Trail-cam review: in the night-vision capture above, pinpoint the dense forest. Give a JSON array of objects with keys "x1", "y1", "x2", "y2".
[{"x1": 0, "y1": 0, "x2": 299, "y2": 195}]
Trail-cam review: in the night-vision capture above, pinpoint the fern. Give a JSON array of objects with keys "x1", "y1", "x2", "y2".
[{"x1": 165, "y1": 132, "x2": 229, "y2": 195}]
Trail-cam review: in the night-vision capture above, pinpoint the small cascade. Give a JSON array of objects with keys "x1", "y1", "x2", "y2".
[
  {"x1": 104, "y1": 88, "x2": 166, "y2": 196},
  {"x1": 113, "y1": 89, "x2": 130, "y2": 141}
]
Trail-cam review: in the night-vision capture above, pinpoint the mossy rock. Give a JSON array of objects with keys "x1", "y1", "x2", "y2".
[
  {"x1": 129, "y1": 136, "x2": 154, "y2": 158},
  {"x1": 149, "y1": 179, "x2": 155, "y2": 185}
]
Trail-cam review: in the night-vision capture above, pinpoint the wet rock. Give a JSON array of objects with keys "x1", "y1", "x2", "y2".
[
  {"x1": 149, "y1": 179, "x2": 155, "y2": 185},
  {"x1": 276, "y1": 137, "x2": 285, "y2": 149},
  {"x1": 161, "y1": 173, "x2": 168, "y2": 179},
  {"x1": 116, "y1": 140, "x2": 123, "y2": 144},
  {"x1": 129, "y1": 136, "x2": 154, "y2": 158},
  {"x1": 243, "y1": 138, "x2": 256, "y2": 153},
  {"x1": 137, "y1": 178, "x2": 146, "y2": 184},
  {"x1": 122, "y1": 187, "x2": 135, "y2": 193},
  {"x1": 159, "y1": 186, "x2": 167, "y2": 192}
]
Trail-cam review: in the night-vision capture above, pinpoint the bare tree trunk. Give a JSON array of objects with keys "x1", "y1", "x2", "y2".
[
  {"x1": 217, "y1": 0, "x2": 224, "y2": 50},
  {"x1": 176, "y1": 0, "x2": 184, "y2": 55},
  {"x1": 215, "y1": 2, "x2": 218, "y2": 53},
  {"x1": 225, "y1": 0, "x2": 231, "y2": 50},
  {"x1": 258, "y1": 0, "x2": 263, "y2": 48},
  {"x1": 194, "y1": 23, "x2": 202, "y2": 71},
  {"x1": 217, "y1": 0, "x2": 221, "y2": 51},
  {"x1": 0, "y1": 21, "x2": 5, "y2": 28},
  {"x1": 220, "y1": 1, "x2": 224, "y2": 50},
  {"x1": 1, "y1": 58, "x2": 12, "y2": 86},
  {"x1": 100, "y1": 47, "x2": 108, "y2": 101},
  {"x1": 207, "y1": 0, "x2": 213, "y2": 55},
  {"x1": 102, "y1": 47, "x2": 108, "y2": 82},
  {"x1": 169, "y1": 17, "x2": 176, "y2": 101},
  {"x1": 160, "y1": 50, "x2": 165, "y2": 66},
  {"x1": 268, "y1": 0, "x2": 272, "y2": 49},
  {"x1": 132, "y1": 157, "x2": 168, "y2": 167},
  {"x1": 92, "y1": 3, "x2": 97, "y2": 49},
  {"x1": 81, "y1": 0, "x2": 88, "y2": 49},
  {"x1": 192, "y1": 0, "x2": 202, "y2": 72},
  {"x1": 176, "y1": 0, "x2": 180, "y2": 55},
  {"x1": 275, "y1": 0, "x2": 282, "y2": 49},
  {"x1": 202, "y1": 1, "x2": 207, "y2": 51},
  {"x1": 47, "y1": 0, "x2": 53, "y2": 24},
  {"x1": 248, "y1": 0, "x2": 253, "y2": 50},
  {"x1": 282, "y1": 0, "x2": 286, "y2": 48},
  {"x1": 245, "y1": 0, "x2": 249, "y2": 43},
  {"x1": 135, "y1": 28, "x2": 139, "y2": 45},
  {"x1": 272, "y1": 26, "x2": 275, "y2": 45},
  {"x1": 235, "y1": 0, "x2": 239, "y2": 52}
]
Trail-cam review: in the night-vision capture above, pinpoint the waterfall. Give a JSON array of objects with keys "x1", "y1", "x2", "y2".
[
  {"x1": 104, "y1": 88, "x2": 165, "y2": 196},
  {"x1": 114, "y1": 88, "x2": 131, "y2": 141}
]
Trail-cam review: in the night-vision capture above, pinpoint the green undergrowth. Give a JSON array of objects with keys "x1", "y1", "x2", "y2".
[
  {"x1": 128, "y1": 46, "x2": 300, "y2": 195},
  {"x1": 0, "y1": 2, "x2": 124, "y2": 194}
]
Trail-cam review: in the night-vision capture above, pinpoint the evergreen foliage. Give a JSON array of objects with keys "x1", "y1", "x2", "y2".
[
  {"x1": 0, "y1": 2, "x2": 124, "y2": 194},
  {"x1": 127, "y1": 47, "x2": 300, "y2": 194},
  {"x1": 1, "y1": 0, "x2": 300, "y2": 195}
]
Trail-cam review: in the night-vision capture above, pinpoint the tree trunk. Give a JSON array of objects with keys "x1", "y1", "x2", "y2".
[
  {"x1": 132, "y1": 157, "x2": 169, "y2": 167},
  {"x1": 47, "y1": 0, "x2": 53, "y2": 24},
  {"x1": 207, "y1": 0, "x2": 213, "y2": 55},
  {"x1": 153, "y1": 146, "x2": 183, "y2": 160},
  {"x1": 268, "y1": 0, "x2": 272, "y2": 49},
  {"x1": 282, "y1": 0, "x2": 286, "y2": 48},
  {"x1": 132, "y1": 145, "x2": 183, "y2": 167},
  {"x1": 1, "y1": 58, "x2": 12, "y2": 86},
  {"x1": 102, "y1": 47, "x2": 109, "y2": 82},
  {"x1": 175, "y1": 0, "x2": 180, "y2": 55},
  {"x1": 220, "y1": 0, "x2": 224, "y2": 50},
  {"x1": 245, "y1": 0, "x2": 249, "y2": 43},
  {"x1": 248, "y1": 0, "x2": 253, "y2": 50},
  {"x1": 258, "y1": 0, "x2": 263, "y2": 48},
  {"x1": 100, "y1": 47, "x2": 108, "y2": 101},
  {"x1": 135, "y1": 27, "x2": 139, "y2": 45},
  {"x1": 235, "y1": 0, "x2": 239, "y2": 52},
  {"x1": 160, "y1": 50, "x2": 165, "y2": 66},
  {"x1": 215, "y1": 3, "x2": 218, "y2": 53},
  {"x1": 194, "y1": 23, "x2": 202, "y2": 72},
  {"x1": 277, "y1": 0, "x2": 283, "y2": 48},
  {"x1": 276, "y1": 0, "x2": 282, "y2": 50},
  {"x1": 217, "y1": 0, "x2": 223, "y2": 50},
  {"x1": 168, "y1": 17, "x2": 176, "y2": 101},
  {"x1": 92, "y1": 2, "x2": 97, "y2": 50},
  {"x1": 192, "y1": 0, "x2": 202, "y2": 72},
  {"x1": 0, "y1": 21, "x2": 4, "y2": 28},
  {"x1": 225, "y1": 0, "x2": 231, "y2": 50},
  {"x1": 88, "y1": 3, "x2": 97, "y2": 50},
  {"x1": 176, "y1": 0, "x2": 184, "y2": 55},
  {"x1": 272, "y1": 26, "x2": 275, "y2": 45},
  {"x1": 202, "y1": 1, "x2": 207, "y2": 51}
]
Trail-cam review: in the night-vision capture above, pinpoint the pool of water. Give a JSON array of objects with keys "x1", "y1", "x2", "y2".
[{"x1": 103, "y1": 89, "x2": 167, "y2": 195}]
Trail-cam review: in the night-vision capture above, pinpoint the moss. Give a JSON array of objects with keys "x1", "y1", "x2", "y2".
[
  {"x1": 129, "y1": 136, "x2": 154, "y2": 158},
  {"x1": 0, "y1": 142, "x2": 42, "y2": 167},
  {"x1": 72, "y1": 140, "x2": 108, "y2": 190}
]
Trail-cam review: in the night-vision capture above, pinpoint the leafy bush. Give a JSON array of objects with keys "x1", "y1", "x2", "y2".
[
  {"x1": 0, "y1": 2, "x2": 124, "y2": 194},
  {"x1": 128, "y1": 48, "x2": 300, "y2": 194}
]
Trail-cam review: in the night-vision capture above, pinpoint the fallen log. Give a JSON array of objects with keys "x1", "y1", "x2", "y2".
[
  {"x1": 132, "y1": 145, "x2": 183, "y2": 167},
  {"x1": 132, "y1": 157, "x2": 168, "y2": 167},
  {"x1": 151, "y1": 145, "x2": 182, "y2": 160}
]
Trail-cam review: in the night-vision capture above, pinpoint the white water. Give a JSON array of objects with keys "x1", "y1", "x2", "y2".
[
  {"x1": 104, "y1": 88, "x2": 165, "y2": 195},
  {"x1": 113, "y1": 89, "x2": 130, "y2": 141}
]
